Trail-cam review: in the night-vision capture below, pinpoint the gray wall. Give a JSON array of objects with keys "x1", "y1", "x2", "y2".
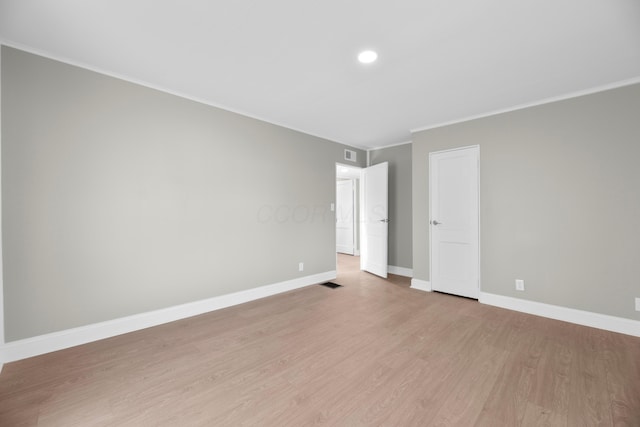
[
  {"x1": 1, "y1": 46, "x2": 365, "y2": 341},
  {"x1": 412, "y1": 83, "x2": 640, "y2": 321},
  {"x1": 370, "y1": 143, "x2": 412, "y2": 269}
]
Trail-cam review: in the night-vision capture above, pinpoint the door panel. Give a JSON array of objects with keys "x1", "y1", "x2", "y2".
[
  {"x1": 361, "y1": 162, "x2": 388, "y2": 278},
  {"x1": 430, "y1": 146, "x2": 479, "y2": 298}
]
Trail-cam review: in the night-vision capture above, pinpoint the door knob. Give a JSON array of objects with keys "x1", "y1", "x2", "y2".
[{"x1": 431, "y1": 220, "x2": 441, "y2": 225}]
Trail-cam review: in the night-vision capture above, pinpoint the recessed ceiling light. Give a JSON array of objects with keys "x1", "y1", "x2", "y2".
[{"x1": 358, "y1": 50, "x2": 378, "y2": 64}]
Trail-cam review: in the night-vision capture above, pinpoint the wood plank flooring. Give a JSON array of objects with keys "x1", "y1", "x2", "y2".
[{"x1": 1, "y1": 254, "x2": 639, "y2": 426}]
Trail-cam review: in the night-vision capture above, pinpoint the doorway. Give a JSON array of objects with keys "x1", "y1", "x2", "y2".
[
  {"x1": 429, "y1": 145, "x2": 480, "y2": 299},
  {"x1": 336, "y1": 179, "x2": 356, "y2": 255},
  {"x1": 336, "y1": 164, "x2": 361, "y2": 261},
  {"x1": 335, "y1": 162, "x2": 389, "y2": 278}
]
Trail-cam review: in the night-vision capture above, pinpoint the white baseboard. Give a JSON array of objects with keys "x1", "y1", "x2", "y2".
[
  {"x1": 388, "y1": 265, "x2": 413, "y2": 277},
  {"x1": 410, "y1": 278, "x2": 432, "y2": 292},
  {"x1": 479, "y1": 292, "x2": 640, "y2": 338},
  {"x1": 0, "y1": 271, "x2": 336, "y2": 364}
]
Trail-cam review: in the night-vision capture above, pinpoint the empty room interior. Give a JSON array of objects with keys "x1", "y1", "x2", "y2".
[{"x1": 1, "y1": 1, "x2": 639, "y2": 426}]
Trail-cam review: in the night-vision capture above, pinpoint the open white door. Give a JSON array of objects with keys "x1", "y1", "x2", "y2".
[
  {"x1": 430, "y1": 146, "x2": 479, "y2": 299},
  {"x1": 361, "y1": 162, "x2": 388, "y2": 278}
]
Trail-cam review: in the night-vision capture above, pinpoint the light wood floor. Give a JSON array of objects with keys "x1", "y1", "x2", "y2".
[{"x1": 1, "y1": 254, "x2": 639, "y2": 426}]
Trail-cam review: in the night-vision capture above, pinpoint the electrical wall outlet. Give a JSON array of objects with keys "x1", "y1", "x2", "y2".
[
  {"x1": 299, "y1": 262, "x2": 304, "y2": 272},
  {"x1": 515, "y1": 279, "x2": 525, "y2": 291},
  {"x1": 635, "y1": 297, "x2": 640, "y2": 312}
]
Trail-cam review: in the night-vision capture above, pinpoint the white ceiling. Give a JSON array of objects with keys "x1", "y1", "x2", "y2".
[{"x1": 1, "y1": 1, "x2": 639, "y2": 149}]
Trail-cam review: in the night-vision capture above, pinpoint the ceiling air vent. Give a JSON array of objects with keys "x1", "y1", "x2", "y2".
[{"x1": 344, "y1": 149, "x2": 357, "y2": 162}]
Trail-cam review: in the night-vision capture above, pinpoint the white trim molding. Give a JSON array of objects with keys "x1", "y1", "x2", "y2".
[
  {"x1": 0, "y1": 271, "x2": 336, "y2": 364},
  {"x1": 479, "y1": 292, "x2": 640, "y2": 338},
  {"x1": 410, "y1": 278, "x2": 432, "y2": 292},
  {"x1": 0, "y1": 41, "x2": 369, "y2": 153},
  {"x1": 411, "y1": 76, "x2": 640, "y2": 135},
  {"x1": 388, "y1": 265, "x2": 413, "y2": 278},
  {"x1": 368, "y1": 140, "x2": 412, "y2": 151}
]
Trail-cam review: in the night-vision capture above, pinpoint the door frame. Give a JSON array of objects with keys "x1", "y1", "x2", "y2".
[
  {"x1": 335, "y1": 163, "x2": 363, "y2": 270},
  {"x1": 429, "y1": 145, "x2": 481, "y2": 297}
]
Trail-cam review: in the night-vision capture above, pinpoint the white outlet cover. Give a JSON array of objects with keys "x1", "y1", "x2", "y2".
[
  {"x1": 299, "y1": 262, "x2": 304, "y2": 272},
  {"x1": 635, "y1": 297, "x2": 640, "y2": 311},
  {"x1": 515, "y1": 279, "x2": 525, "y2": 291}
]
